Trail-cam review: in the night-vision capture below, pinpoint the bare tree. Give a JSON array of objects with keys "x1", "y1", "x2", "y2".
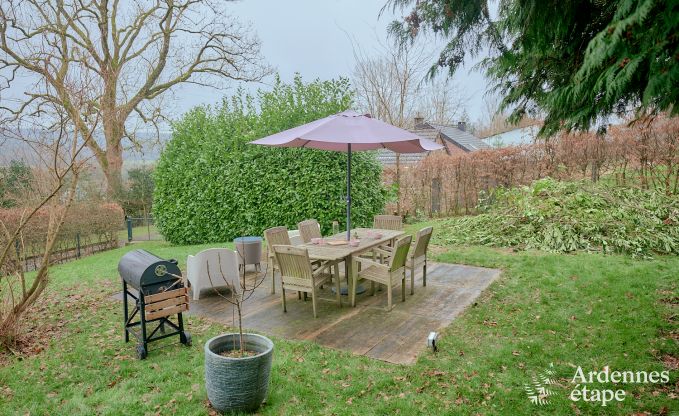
[
  {"x1": 206, "y1": 252, "x2": 267, "y2": 357},
  {"x1": 352, "y1": 38, "x2": 467, "y2": 214},
  {"x1": 476, "y1": 94, "x2": 544, "y2": 139},
  {"x1": 0, "y1": 92, "x2": 93, "y2": 350},
  {"x1": 0, "y1": 0, "x2": 270, "y2": 198}
]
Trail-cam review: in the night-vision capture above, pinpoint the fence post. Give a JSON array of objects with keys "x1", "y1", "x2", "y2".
[
  {"x1": 127, "y1": 217, "x2": 133, "y2": 242},
  {"x1": 76, "y1": 233, "x2": 81, "y2": 259}
]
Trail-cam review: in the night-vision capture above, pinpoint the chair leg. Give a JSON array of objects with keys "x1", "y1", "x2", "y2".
[
  {"x1": 192, "y1": 280, "x2": 200, "y2": 301},
  {"x1": 387, "y1": 281, "x2": 393, "y2": 311},
  {"x1": 423, "y1": 258, "x2": 427, "y2": 287},
  {"x1": 269, "y1": 258, "x2": 275, "y2": 294},
  {"x1": 401, "y1": 273, "x2": 406, "y2": 302},
  {"x1": 298, "y1": 291, "x2": 302, "y2": 300},
  {"x1": 370, "y1": 281, "x2": 375, "y2": 296},
  {"x1": 410, "y1": 259, "x2": 415, "y2": 295},
  {"x1": 334, "y1": 264, "x2": 341, "y2": 307},
  {"x1": 311, "y1": 286, "x2": 318, "y2": 318},
  {"x1": 281, "y1": 286, "x2": 287, "y2": 313},
  {"x1": 303, "y1": 292, "x2": 308, "y2": 301}
]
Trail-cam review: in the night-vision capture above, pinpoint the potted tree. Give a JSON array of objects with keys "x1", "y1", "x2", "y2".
[{"x1": 203, "y1": 250, "x2": 273, "y2": 414}]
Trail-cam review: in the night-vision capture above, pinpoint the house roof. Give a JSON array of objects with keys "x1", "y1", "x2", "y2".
[
  {"x1": 375, "y1": 122, "x2": 489, "y2": 166},
  {"x1": 482, "y1": 125, "x2": 540, "y2": 147},
  {"x1": 427, "y1": 123, "x2": 491, "y2": 152},
  {"x1": 375, "y1": 127, "x2": 439, "y2": 165}
]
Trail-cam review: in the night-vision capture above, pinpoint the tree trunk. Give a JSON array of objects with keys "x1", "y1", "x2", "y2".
[{"x1": 102, "y1": 118, "x2": 125, "y2": 200}]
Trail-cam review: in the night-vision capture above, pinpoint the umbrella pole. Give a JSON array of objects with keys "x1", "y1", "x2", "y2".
[{"x1": 346, "y1": 144, "x2": 351, "y2": 241}]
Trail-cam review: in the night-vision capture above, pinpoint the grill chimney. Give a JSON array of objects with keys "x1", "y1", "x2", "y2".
[
  {"x1": 457, "y1": 121, "x2": 466, "y2": 132},
  {"x1": 414, "y1": 114, "x2": 424, "y2": 127}
]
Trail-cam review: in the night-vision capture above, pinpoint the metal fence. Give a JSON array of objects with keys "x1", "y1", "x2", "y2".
[
  {"x1": 125, "y1": 216, "x2": 163, "y2": 242},
  {"x1": 4, "y1": 232, "x2": 118, "y2": 273}
]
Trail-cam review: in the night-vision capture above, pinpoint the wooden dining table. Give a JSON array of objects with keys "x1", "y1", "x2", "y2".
[{"x1": 300, "y1": 228, "x2": 406, "y2": 307}]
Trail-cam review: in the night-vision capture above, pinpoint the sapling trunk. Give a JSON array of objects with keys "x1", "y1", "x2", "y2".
[{"x1": 206, "y1": 245, "x2": 267, "y2": 358}]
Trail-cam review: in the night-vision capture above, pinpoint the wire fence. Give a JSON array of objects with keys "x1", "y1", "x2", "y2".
[{"x1": 125, "y1": 216, "x2": 163, "y2": 242}]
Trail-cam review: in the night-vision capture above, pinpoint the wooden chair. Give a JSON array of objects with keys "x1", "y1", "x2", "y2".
[
  {"x1": 407, "y1": 227, "x2": 433, "y2": 294},
  {"x1": 264, "y1": 226, "x2": 291, "y2": 294},
  {"x1": 298, "y1": 219, "x2": 322, "y2": 243},
  {"x1": 355, "y1": 235, "x2": 412, "y2": 311},
  {"x1": 373, "y1": 215, "x2": 403, "y2": 231},
  {"x1": 273, "y1": 245, "x2": 341, "y2": 318}
]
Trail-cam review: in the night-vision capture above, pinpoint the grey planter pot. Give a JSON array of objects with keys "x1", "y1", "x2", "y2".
[{"x1": 204, "y1": 333, "x2": 274, "y2": 414}]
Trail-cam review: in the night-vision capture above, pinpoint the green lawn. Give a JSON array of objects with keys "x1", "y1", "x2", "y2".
[
  {"x1": 117, "y1": 224, "x2": 161, "y2": 243},
  {"x1": 0, "y1": 224, "x2": 677, "y2": 415}
]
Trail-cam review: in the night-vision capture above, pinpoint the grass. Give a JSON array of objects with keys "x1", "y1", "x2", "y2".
[
  {"x1": 116, "y1": 225, "x2": 161, "y2": 243},
  {"x1": 0, "y1": 224, "x2": 677, "y2": 415}
]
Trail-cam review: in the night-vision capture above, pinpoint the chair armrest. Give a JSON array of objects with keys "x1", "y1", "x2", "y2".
[
  {"x1": 355, "y1": 257, "x2": 384, "y2": 269},
  {"x1": 373, "y1": 246, "x2": 393, "y2": 257}
]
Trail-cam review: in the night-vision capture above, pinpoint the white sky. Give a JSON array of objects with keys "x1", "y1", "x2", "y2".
[
  {"x1": 1, "y1": 0, "x2": 491, "y2": 132},
  {"x1": 172, "y1": 0, "x2": 490, "y2": 124}
]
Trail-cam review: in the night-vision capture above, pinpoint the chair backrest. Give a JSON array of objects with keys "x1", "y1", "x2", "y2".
[
  {"x1": 197, "y1": 248, "x2": 239, "y2": 284},
  {"x1": 389, "y1": 235, "x2": 412, "y2": 272},
  {"x1": 413, "y1": 227, "x2": 433, "y2": 258},
  {"x1": 273, "y1": 245, "x2": 313, "y2": 281},
  {"x1": 264, "y1": 226, "x2": 290, "y2": 253},
  {"x1": 298, "y1": 219, "x2": 321, "y2": 243},
  {"x1": 373, "y1": 215, "x2": 403, "y2": 231},
  {"x1": 288, "y1": 230, "x2": 304, "y2": 246}
]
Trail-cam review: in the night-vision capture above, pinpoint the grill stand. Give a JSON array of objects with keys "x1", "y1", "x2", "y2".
[{"x1": 123, "y1": 280, "x2": 191, "y2": 359}]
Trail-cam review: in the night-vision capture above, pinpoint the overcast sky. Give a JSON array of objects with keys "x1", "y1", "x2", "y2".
[
  {"x1": 1, "y1": 0, "x2": 491, "y2": 133},
  {"x1": 172, "y1": 0, "x2": 490, "y2": 124}
]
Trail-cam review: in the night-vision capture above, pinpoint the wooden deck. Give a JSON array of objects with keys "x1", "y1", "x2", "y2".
[{"x1": 185, "y1": 262, "x2": 500, "y2": 365}]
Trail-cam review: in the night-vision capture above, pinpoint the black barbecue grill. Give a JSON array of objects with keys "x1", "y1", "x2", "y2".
[{"x1": 119, "y1": 249, "x2": 191, "y2": 359}]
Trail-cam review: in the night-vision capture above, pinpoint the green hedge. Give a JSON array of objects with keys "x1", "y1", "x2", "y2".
[{"x1": 153, "y1": 76, "x2": 386, "y2": 244}]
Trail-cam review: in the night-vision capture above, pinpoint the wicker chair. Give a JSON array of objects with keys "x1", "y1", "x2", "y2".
[
  {"x1": 187, "y1": 248, "x2": 238, "y2": 301},
  {"x1": 355, "y1": 235, "x2": 412, "y2": 310},
  {"x1": 273, "y1": 245, "x2": 341, "y2": 318},
  {"x1": 297, "y1": 219, "x2": 322, "y2": 243},
  {"x1": 407, "y1": 227, "x2": 433, "y2": 294},
  {"x1": 373, "y1": 215, "x2": 403, "y2": 231},
  {"x1": 264, "y1": 226, "x2": 291, "y2": 294}
]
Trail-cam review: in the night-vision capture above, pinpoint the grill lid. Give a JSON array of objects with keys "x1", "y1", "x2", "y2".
[{"x1": 118, "y1": 249, "x2": 181, "y2": 293}]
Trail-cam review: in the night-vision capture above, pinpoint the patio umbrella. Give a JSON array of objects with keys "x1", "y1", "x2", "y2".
[{"x1": 250, "y1": 110, "x2": 443, "y2": 241}]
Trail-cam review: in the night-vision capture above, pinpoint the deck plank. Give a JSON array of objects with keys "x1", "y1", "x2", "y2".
[{"x1": 112, "y1": 261, "x2": 500, "y2": 364}]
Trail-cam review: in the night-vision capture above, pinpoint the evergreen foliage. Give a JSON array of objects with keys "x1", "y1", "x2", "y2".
[
  {"x1": 121, "y1": 166, "x2": 155, "y2": 217},
  {"x1": 153, "y1": 76, "x2": 386, "y2": 244},
  {"x1": 386, "y1": 0, "x2": 679, "y2": 135},
  {"x1": 0, "y1": 160, "x2": 33, "y2": 208}
]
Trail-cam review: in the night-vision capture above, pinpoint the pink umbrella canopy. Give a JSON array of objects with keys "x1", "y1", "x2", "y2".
[
  {"x1": 250, "y1": 110, "x2": 443, "y2": 242},
  {"x1": 250, "y1": 110, "x2": 443, "y2": 152}
]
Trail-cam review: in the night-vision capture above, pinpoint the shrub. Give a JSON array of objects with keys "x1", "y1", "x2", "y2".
[
  {"x1": 434, "y1": 178, "x2": 679, "y2": 257},
  {"x1": 0, "y1": 202, "x2": 123, "y2": 267},
  {"x1": 154, "y1": 76, "x2": 386, "y2": 244},
  {"x1": 393, "y1": 115, "x2": 679, "y2": 217}
]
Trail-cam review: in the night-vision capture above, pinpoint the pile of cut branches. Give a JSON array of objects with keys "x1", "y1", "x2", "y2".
[{"x1": 435, "y1": 179, "x2": 679, "y2": 257}]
